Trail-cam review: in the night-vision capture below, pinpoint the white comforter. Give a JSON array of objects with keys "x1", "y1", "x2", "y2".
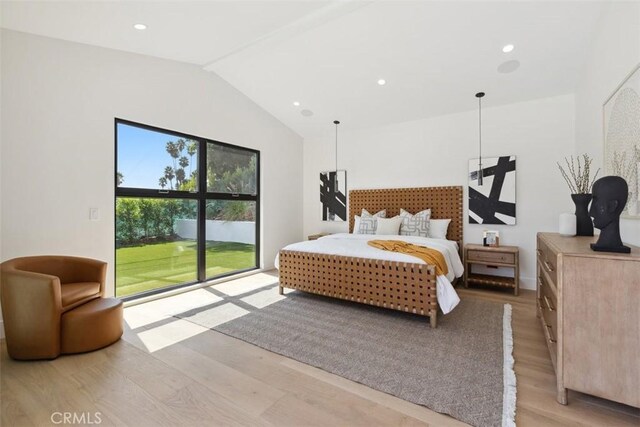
[{"x1": 275, "y1": 233, "x2": 463, "y2": 314}]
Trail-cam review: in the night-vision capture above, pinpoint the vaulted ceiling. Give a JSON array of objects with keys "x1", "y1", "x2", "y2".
[{"x1": 1, "y1": 1, "x2": 605, "y2": 138}]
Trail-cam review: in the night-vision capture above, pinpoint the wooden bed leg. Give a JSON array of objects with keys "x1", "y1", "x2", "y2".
[
  {"x1": 278, "y1": 285, "x2": 284, "y2": 295},
  {"x1": 430, "y1": 310, "x2": 437, "y2": 328}
]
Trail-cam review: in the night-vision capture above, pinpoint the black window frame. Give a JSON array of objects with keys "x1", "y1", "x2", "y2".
[{"x1": 114, "y1": 118, "x2": 260, "y2": 300}]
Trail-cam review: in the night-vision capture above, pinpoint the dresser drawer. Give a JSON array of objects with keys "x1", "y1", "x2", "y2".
[
  {"x1": 537, "y1": 238, "x2": 558, "y2": 286},
  {"x1": 539, "y1": 274, "x2": 557, "y2": 335},
  {"x1": 467, "y1": 250, "x2": 515, "y2": 265}
]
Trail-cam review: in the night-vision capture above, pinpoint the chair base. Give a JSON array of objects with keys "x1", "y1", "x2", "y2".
[{"x1": 61, "y1": 297, "x2": 123, "y2": 354}]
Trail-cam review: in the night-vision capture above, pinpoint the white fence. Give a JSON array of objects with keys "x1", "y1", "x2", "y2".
[{"x1": 175, "y1": 219, "x2": 255, "y2": 244}]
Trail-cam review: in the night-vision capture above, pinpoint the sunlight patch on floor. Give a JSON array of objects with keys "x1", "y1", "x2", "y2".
[
  {"x1": 241, "y1": 288, "x2": 286, "y2": 309},
  {"x1": 124, "y1": 289, "x2": 222, "y2": 329},
  {"x1": 179, "y1": 303, "x2": 250, "y2": 329},
  {"x1": 123, "y1": 272, "x2": 280, "y2": 352},
  {"x1": 211, "y1": 272, "x2": 278, "y2": 296},
  {"x1": 137, "y1": 318, "x2": 209, "y2": 353}
]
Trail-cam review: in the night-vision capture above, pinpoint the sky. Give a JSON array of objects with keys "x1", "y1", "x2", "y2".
[{"x1": 117, "y1": 123, "x2": 198, "y2": 189}]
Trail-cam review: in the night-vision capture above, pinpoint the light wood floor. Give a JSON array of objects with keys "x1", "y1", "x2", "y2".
[{"x1": 2, "y1": 271, "x2": 639, "y2": 426}]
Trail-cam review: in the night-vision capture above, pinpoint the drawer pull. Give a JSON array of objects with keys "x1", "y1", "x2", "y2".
[
  {"x1": 543, "y1": 295, "x2": 555, "y2": 312},
  {"x1": 545, "y1": 324, "x2": 557, "y2": 343},
  {"x1": 544, "y1": 260, "x2": 555, "y2": 273}
]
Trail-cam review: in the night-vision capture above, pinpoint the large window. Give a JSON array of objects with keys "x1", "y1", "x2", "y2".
[{"x1": 115, "y1": 119, "x2": 259, "y2": 298}]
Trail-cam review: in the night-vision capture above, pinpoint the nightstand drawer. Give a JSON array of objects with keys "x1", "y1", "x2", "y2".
[{"x1": 467, "y1": 250, "x2": 515, "y2": 265}]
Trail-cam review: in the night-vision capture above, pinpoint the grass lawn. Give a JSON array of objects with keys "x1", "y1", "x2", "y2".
[{"x1": 116, "y1": 240, "x2": 256, "y2": 297}]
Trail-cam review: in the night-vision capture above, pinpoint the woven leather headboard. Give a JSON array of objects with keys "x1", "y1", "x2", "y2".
[{"x1": 348, "y1": 186, "x2": 463, "y2": 244}]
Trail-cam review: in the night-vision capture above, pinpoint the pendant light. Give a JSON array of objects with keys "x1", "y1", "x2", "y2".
[
  {"x1": 333, "y1": 120, "x2": 340, "y2": 191},
  {"x1": 475, "y1": 92, "x2": 485, "y2": 186}
]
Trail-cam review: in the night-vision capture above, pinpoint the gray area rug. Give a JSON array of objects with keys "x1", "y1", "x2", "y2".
[{"x1": 176, "y1": 286, "x2": 515, "y2": 427}]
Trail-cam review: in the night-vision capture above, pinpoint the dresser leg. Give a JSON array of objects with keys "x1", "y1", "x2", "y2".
[
  {"x1": 556, "y1": 387, "x2": 568, "y2": 405},
  {"x1": 279, "y1": 286, "x2": 284, "y2": 295}
]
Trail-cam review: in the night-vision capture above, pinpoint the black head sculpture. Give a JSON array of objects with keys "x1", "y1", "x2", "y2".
[{"x1": 589, "y1": 176, "x2": 630, "y2": 253}]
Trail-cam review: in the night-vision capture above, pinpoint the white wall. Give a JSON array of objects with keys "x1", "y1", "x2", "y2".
[
  {"x1": 303, "y1": 95, "x2": 577, "y2": 289},
  {"x1": 575, "y1": 1, "x2": 640, "y2": 246},
  {"x1": 0, "y1": 30, "x2": 304, "y2": 297}
]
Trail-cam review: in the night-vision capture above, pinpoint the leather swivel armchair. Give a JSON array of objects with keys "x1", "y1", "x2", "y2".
[{"x1": 1, "y1": 255, "x2": 112, "y2": 360}]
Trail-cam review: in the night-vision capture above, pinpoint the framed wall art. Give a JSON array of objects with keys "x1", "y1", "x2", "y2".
[{"x1": 603, "y1": 63, "x2": 640, "y2": 218}]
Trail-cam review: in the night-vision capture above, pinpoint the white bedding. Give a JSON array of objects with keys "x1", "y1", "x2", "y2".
[{"x1": 275, "y1": 233, "x2": 463, "y2": 314}]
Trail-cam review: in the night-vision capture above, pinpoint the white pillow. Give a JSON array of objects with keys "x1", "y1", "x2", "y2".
[
  {"x1": 353, "y1": 215, "x2": 361, "y2": 234},
  {"x1": 428, "y1": 219, "x2": 451, "y2": 239},
  {"x1": 399, "y1": 208, "x2": 431, "y2": 237},
  {"x1": 357, "y1": 209, "x2": 386, "y2": 234},
  {"x1": 375, "y1": 216, "x2": 402, "y2": 235}
]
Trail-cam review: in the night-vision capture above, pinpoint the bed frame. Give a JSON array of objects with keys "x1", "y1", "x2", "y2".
[{"x1": 278, "y1": 186, "x2": 463, "y2": 328}]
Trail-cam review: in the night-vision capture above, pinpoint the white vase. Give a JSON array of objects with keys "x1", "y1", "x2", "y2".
[{"x1": 559, "y1": 213, "x2": 577, "y2": 236}]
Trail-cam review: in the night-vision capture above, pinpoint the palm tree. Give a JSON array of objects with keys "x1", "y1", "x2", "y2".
[
  {"x1": 178, "y1": 156, "x2": 190, "y2": 189},
  {"x1": 176, "y1": 139, "x2": 186, "y2": 154},
  {"x1": 158, "y1": 177, "x2": 167, "y2": 189},
  {"x1": 166, "y1": 142, "x2": 179, "y2": 171},
  {"x1": 164, "y1": 166, "x2": 175, "y2": 190},
  {"x1": 179, "y1": 156, "x2": 189, "y2": 169},
  {"x1": 187, "y1": 141, "x2": 197, "y2": 176},
  {"x1": 175, "y1": 168, "x2": 186, "y2": 188}
]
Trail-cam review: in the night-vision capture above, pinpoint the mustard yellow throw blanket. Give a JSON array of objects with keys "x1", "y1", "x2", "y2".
[{"x1": 367, "y1": 240, "x2": 449, "y2": 276}]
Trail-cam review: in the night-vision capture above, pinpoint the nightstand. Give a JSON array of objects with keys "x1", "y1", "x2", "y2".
[
  {"x1": 463, "y1": 244, "x2": 520, "y2": 295},
  {"x1": 307, "y1": 233, "x2": 332, "y2": 241}
]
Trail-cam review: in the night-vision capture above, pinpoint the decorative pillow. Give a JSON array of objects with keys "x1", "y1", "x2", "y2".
[
  {"x1": 428, "y1": 219, "x2": 451, "y2": 239},
  {"x1": 375, "y1": 216, "x2": 402, "y2": 235},
  {"x1": 357, "y1": 209, "x2": 386, "y2": 234},
  {"x1": 399, "y1": 208, "x2": 431, "y2": 237},
  {"x1": 352, "y1": 215, "x2": 361, "y2": 234}
]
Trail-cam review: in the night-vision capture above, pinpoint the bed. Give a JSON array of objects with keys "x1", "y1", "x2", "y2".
[{"x1": 277, "y1": 186, "x2": 464, "y2": 327}]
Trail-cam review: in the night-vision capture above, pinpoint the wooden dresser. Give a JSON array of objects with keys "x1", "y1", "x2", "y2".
[{"x1": 536, "y1": 232, "x2": 639, "y2": 407}]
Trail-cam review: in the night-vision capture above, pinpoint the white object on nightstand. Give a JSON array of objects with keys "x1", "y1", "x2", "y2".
[{"x1": 558, "y1": 213, "x2": 576, "y2": 236}]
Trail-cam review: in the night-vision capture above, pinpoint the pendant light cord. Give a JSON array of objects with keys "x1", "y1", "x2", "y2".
[
  {"x1": 475, "y1": 92, "x2": 485, "y2": 185},
  {"x1": 335, "y1": 122, "x2": 338, "y2": 172},
  {"x1": 478, "y1": 96, "x2": 482, "y2": 167},
  {"x1": 333, "y1": 120, "x2": 340, "y2": 173}
]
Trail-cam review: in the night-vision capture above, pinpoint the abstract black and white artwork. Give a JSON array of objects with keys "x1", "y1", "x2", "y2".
[
  {"x1": 468, "y1": 156, "x2": 516, "y2": 225},
  {"x1": 320, "y1": 170, "x2": 347, "y2": 221},
  {"x1": 604, "y1": 64, "x2": 640, "y2": 218}
]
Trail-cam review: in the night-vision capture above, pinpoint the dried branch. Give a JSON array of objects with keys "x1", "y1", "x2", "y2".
[{"x1": 557, "y1": 154, "x2": 598, "y2": 194}]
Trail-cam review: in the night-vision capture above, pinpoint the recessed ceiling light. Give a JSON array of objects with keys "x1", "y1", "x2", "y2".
[
  {"x1": 133, "y1": 23, "x2": 147, "y2": 30},
  {"x1": 502, "y1": 44, "x2": 514, "y2": 53},
  {"x1": 293, "y1": 101, "x2": 300, "y2": 106},
  {"x1": 377, "y1": 79, "x2": 386, "y2": 86}
]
